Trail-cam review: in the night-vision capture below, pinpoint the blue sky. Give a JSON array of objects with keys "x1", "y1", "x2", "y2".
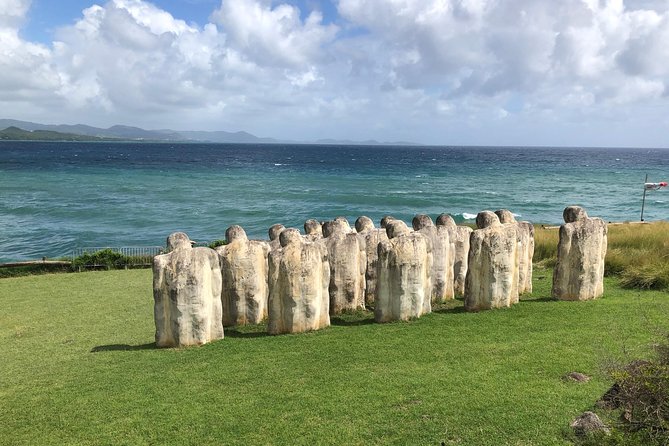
[{"x1": 2, "y1": 0, "x2": 669, "y2": 147}]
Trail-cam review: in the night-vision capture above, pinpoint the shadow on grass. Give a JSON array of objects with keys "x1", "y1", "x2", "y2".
[
  {"x1": 91, "y1": 342, "x2": 156, "y2": 353},
  {"x1": 432, "y1": 306, "x2": 468, "y2": 315},
  {"x1": 520, "y1": 297, "x2": 557, "y2": 303},
  {"x1": 225, "y1": 329, "x2": 271, "y2": 339},
  {"x1": 330, "y1": 316, "x2": 376, "y2": 326}
]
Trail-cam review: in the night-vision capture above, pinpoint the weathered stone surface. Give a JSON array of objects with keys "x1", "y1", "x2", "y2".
[
  {"x1": 216, "y1": 225, "x2": 270, "y2": 327},
  {"x1": 380, "y1": 215, "x2": 396, "y2": 229},
  {"x1": 495, "y1": 209, "x2": 535, "y2": 295},
  {"x1": 413, "y1": 214, "x2": 454, "y2": 302},
  {"x1": 436, "y1": 214, "x2": 472, "y2": 296},
  {"x1": 464, "y1": 211, "x2": 520, "y2": 311},
  {"x1": 355, "y1": 216, "x2": 388, "y2": 306},
  {"x1": 322, "y1": 216, "x2": 353, "y2": 238},
  {"x1": 324, "y1": 218, "x2": 367, "y2": 314},
  {"x1": 153, "y1": 232, "x2": 224, "y2": 347},
  {"x1": 552, "y1": 206, "x2": 607, "y2": 301},
  {"x1": 267, "y1": 228, "x2": 330, "y2": 334},
  {"x1": 570, "y1": 411, "x2": 610, "y2": 436},
  {"x1": 375, "y1": 224, "x2": 432, "y2": 322},
  {"x1": 355, "y1": 216, "x2": 375, "y2": 233},
  {"x1": 268, "y1": 224, "x2": 285, "y2": 251},
  {"x1": 304, "y1": 219, "x2": 323, "y2": 241}
]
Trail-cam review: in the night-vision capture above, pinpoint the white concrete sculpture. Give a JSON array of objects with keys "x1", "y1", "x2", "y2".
[
  {"x1": 495, "y1": 209, "x2": 535, "y2": 295},
  {"x1": 267, "y1": 229, "x2": 330, "y2": 334},
  {"x1": 153, "y1": 232, "x2": 224, "y2": 347},
  {"x1": 375, "y1": 220, "x2": 433, "y2": 322},
  {"x1": 355, "y1": 216, "x2": 388, "y2": 306},
  {"x1": 436, "y1": 214, "x2": 472, "y2": 296},
  {"x1": 552, "y1": 206, "x2": 607, "y2": 301},
  {"x1": 412, "y1": 214, "x2": 455, "y2": 302},
  {"x1": 216, "y1": 225, "x2": 270, "y2": 326},
  {"x1": 324, "y1": 218, "x2": 367, "y2": 314},
  {"x1": 464, "y1": 212, "x2": 520, "y2": 311}
]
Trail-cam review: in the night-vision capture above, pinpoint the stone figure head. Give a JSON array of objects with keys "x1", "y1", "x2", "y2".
[
  {"x1": 412, "y1": 214, "x2": 434, "y2": 230},
  {"x1": 268, "y1": 224, "x2": 286, "y2": 241},
  {"x1": 380, "y1": 215, "x2": 396, "y2": 228},
  {"x1": 495, "y1": 209, "x2": 516, "y2": 224},
  {"x1": 166, "y1": 232, "x2": 192, "y2": 251},
  {"x1": 563, "y1": 206, "x2": 588, "y2": 223},
  {"x1": 304, "y1": 219, "x2": 322, "y2": 236},
  {"x1": 435, "y1": 213, "x2": 456, "y2": 228},
  {"x1": 355, "y1": 216, "x2": 375, "y2": 233},
  {"x1": 386, "y1": 219, "x2": 410, "y2": 239},
  {"x1": 476, "y1": 211, "x2": 501, "y2": 229},
  {"x1": 322, "y1": 218, "x2": 350, "y2": 238},
  {"x1": 225, "y1": 225, "x2": 247, "y2": 243},
  {"x1": 279, "y1": 228, "x2": 302, "y2": 247}
]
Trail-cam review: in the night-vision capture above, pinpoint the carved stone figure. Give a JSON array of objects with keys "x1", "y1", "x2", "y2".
[
  {"x1": 268, "y1": 224, "x2": 285, "y2": 251},
  {"x1": 216, "y1": 225, "x2": 270, "y2": 326},
  {"x1": 436, "y1": 214, "x2": 472, "y2": 296},
  {"x1": 464, "y1": 212, "x2": 520, "y2": 311},
  {"x1": 324, "y1": 218, "x2": 367, "y2": 313},
  {"x1": 495, "y1": 209, "x2": 535, "y2": 295},
  {"x1": 153, "y1": 232, "x2": 224, "y2": 347},
  {"x1": 267, "y1": 229, "x2": 330, "y2": 334},
  {"x1": 552, "y1": 206, "x2": 607, "y2": 301},
  {"x1": 355, "y1": 216, "x2": 388, "y2": 306},
  {"x1": 375, "y1": 221, "x2": 432, "y2": 322},
  {"x1": 304, "y1": 219, "x2": 323, "y2": 241},
  {"x1": 412, "y1": 214, "x2": 454, "y2": 302}
]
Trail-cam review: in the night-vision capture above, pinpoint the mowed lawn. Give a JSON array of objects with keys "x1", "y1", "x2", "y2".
[{"x1": 1, "y1": 269, "x2": 668, "y2": 445}]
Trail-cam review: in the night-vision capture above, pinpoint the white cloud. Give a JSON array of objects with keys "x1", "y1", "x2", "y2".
[{"x1": 1, "y1": 0, "x2": 669, "y2": 146}]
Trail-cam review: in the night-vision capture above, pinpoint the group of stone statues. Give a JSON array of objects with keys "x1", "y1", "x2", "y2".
[{"x1": 153, "y1": 206, "x2": 608, "y2": 347}]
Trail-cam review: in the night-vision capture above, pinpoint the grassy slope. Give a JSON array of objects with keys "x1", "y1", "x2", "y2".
[{"x1": 1, "y1": 269, "x2": 668, "y2": 446}]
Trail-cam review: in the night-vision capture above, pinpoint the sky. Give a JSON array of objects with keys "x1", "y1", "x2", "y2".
[{"x1": 2, "y1": 0, "x2": 669, "y2": 147}]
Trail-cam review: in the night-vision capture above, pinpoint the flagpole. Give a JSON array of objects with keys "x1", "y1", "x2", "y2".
[{"x1": 640, "y1": 173, "x2": 648, "y2": 222}]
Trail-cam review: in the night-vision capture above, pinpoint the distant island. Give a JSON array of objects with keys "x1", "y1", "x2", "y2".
[
  {"x1": 0, "y1": 119, "x2": 415, "y2": 145},
  {"x1": 0, "y1": 126, "x2": 116, "y2": 142}
]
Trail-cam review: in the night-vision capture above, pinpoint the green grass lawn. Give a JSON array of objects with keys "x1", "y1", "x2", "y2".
[{"x1": 1, "y1": 269, "x2": 668, "y2": 445}]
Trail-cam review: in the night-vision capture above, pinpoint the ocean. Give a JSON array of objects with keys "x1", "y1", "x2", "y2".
[{"x1": 1, "y1": 141, "x2": 667, "y2": 262}]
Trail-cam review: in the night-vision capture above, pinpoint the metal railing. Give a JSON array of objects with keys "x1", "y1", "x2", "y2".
[{"x1": 71, "y1": 246, "x2": 164, "y2": 268}]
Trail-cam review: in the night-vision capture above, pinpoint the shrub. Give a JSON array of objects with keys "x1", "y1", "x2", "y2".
[
  {"x1": 208, "y1": 240, "x2": 227, "y2": 249},
  {"x1": 72, "y1": 249, "x2": 131, "y2": 269},
  {"x1": 597, "y1": 334, "x2": 669, "y2": 445}
]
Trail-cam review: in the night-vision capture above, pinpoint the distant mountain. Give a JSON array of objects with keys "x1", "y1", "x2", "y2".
[
  {"x1": 0, "y1": 118, "x2": 416, "y2": 145},
  {"x1": 0, "y1": 126, "x2": 113, "y2": 141},
  {"x1": 178, "y1": 130, "x2": 281, "y2": 144}
]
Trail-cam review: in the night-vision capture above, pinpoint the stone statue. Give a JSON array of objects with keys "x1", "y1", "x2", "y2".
[
  {"x1": 324, "y1": 218, "x2": 367, "y2": 314},
  {"x1": 495, "y1": 209, "x2": 535, "y2": 295},
  {"x1": 464, "y1": 212, "x2": 520, "y2": 311},
  {"x1": 268, "y1": 223, "x2": 285, "y2": 251},
  {"x1": 216, "y1": 225, "x2": 270, "y2": 326},
  {"x1": 355, "y1": 216, "x2": 388, "y2": 306},
  {"x1": 304, "y1": 219, "x2": 323, "y2": 241},
  {"x1": 153, "y1": 232, "x2": 224, "y2": 347},
  {"x1": 436, "y1": 213, "x2": 472, "y2": 296},
  {"x1": 413, "y1": 214, "x2": 454, "y2": 302},
  {"x1": 552, "y1": 206, "x2": 607, "y2": 301},
  {"x1": 380, "y1": 215, "x2": 396, "y2": 229},
  {"x1": 375, "y1": 220, "x2": 433, "y2": 322},
  {"x1": 267, "y1": 229, "x2": 330, "y2": 334}
]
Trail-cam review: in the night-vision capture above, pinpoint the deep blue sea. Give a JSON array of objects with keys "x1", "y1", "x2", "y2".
[{"x1": 1, "y1": 141, "x2": 667, "y2": 262}]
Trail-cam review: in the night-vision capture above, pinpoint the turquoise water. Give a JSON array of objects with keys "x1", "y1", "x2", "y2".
[{"x1": 1, "y1": 142, "x2": 667, "y2": 262}]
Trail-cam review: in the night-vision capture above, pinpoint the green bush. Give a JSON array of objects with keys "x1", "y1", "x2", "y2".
[
  {"x1": 208, "y1": 239, "x2": 227, "y2": 249},
  {"x1": 72, "y1": 249, "x2": 131, "y2": 269}
]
